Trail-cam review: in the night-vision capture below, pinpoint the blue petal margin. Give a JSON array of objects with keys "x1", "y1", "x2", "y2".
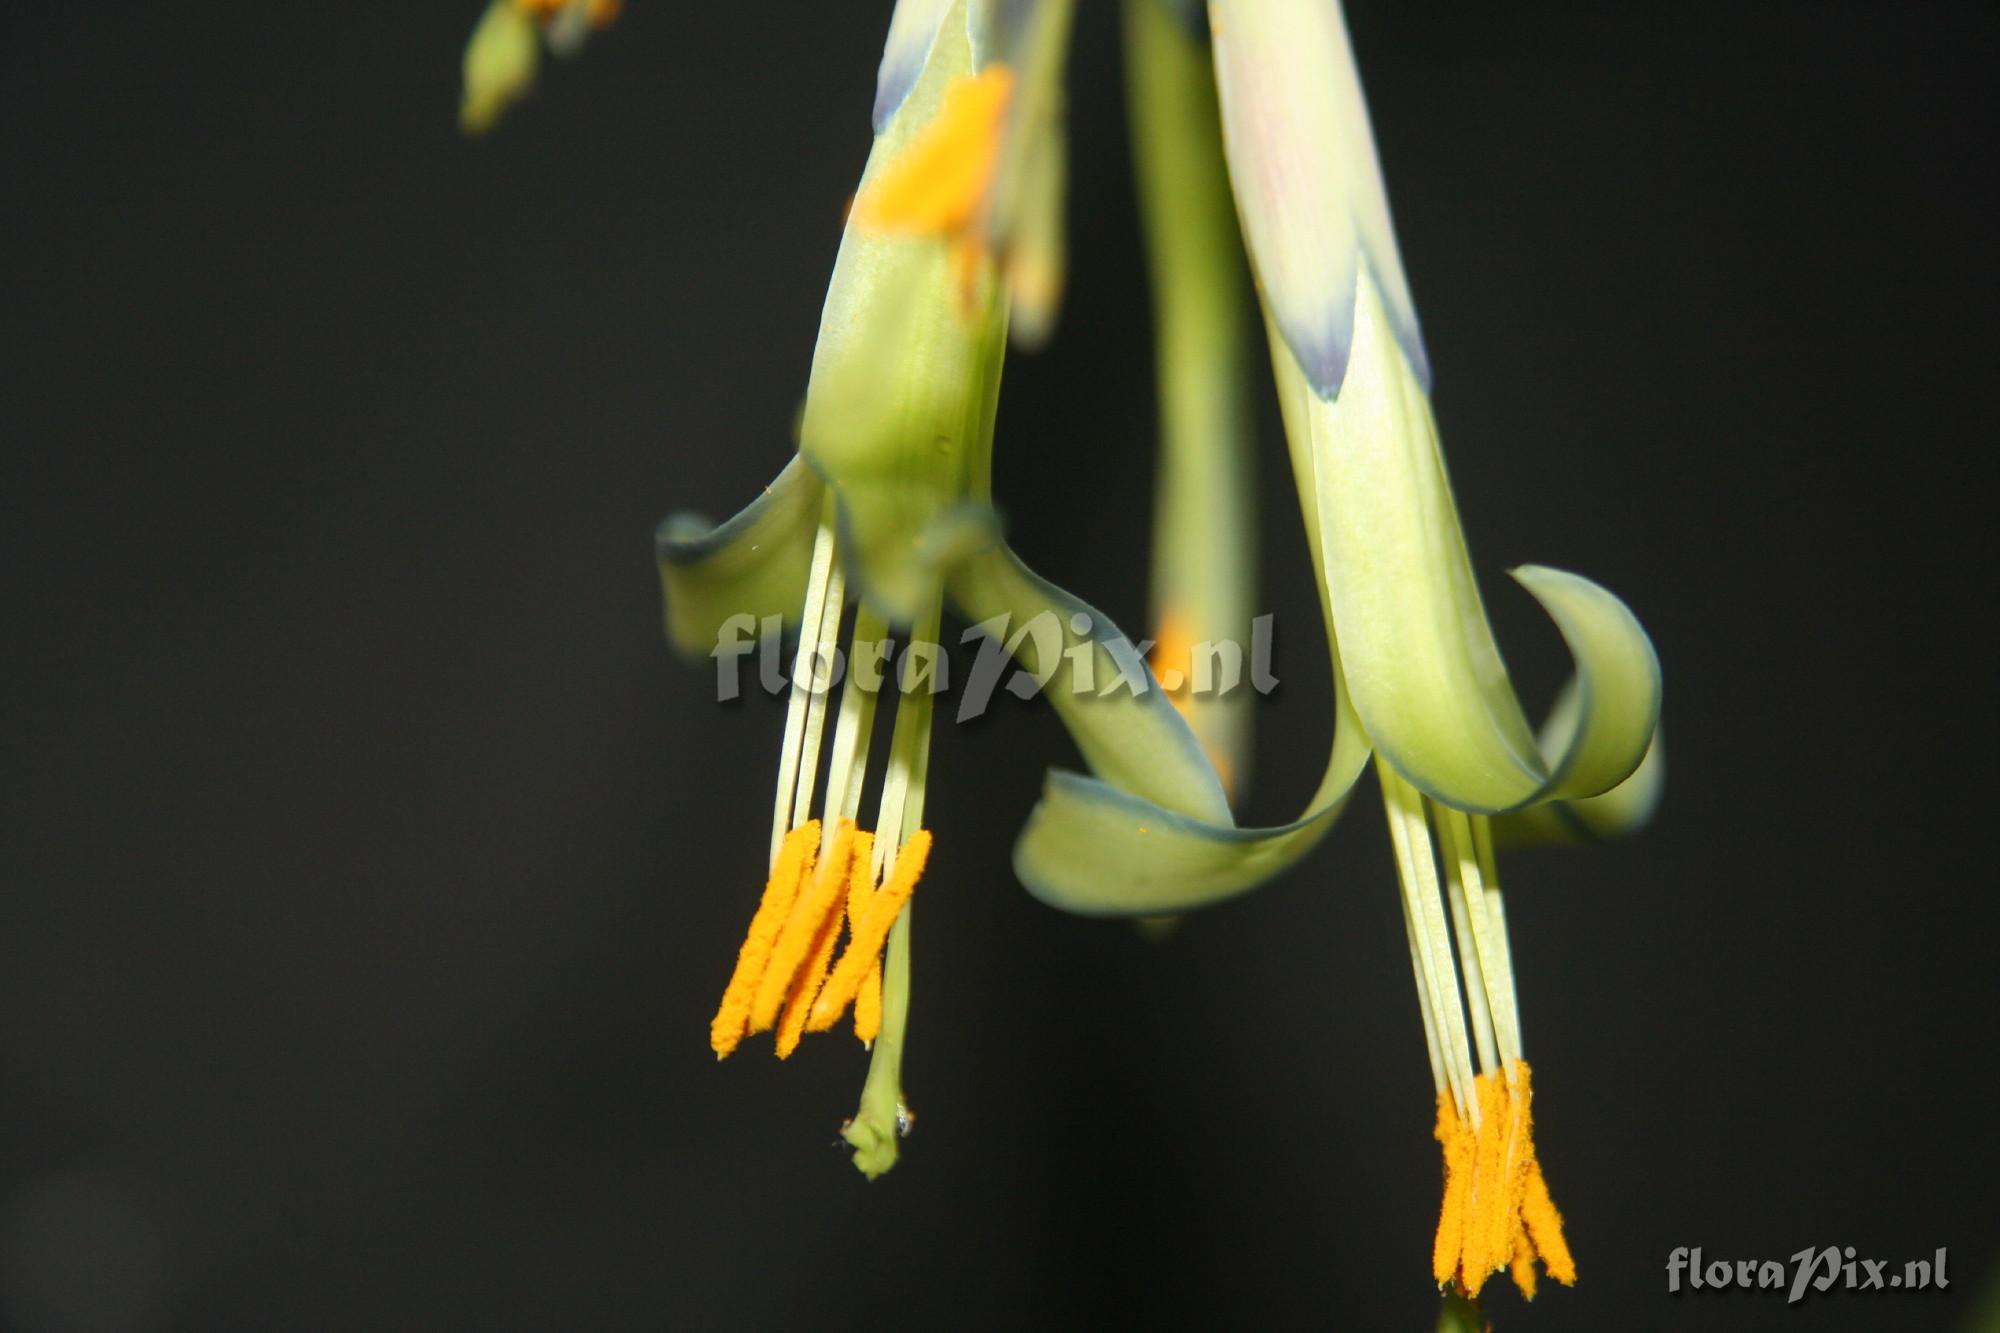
[{"x1": 873, "y1": 0, "x2": 955, "y2": 132}]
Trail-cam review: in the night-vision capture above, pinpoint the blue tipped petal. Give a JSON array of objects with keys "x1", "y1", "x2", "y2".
[
  {"x1": 874, "y1": 0, "x2": 956, "y2": 131},
  {"x1": 1209, "y1": 0, "x2": 1429, "y2": 398}
]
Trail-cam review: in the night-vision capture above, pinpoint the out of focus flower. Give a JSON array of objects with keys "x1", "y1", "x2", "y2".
[{"x1": 459, "y1": 0, "x2": 620, "y2": 135}]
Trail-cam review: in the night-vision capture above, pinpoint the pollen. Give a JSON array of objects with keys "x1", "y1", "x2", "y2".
[
  {"x1": 772, "y1": 823, "x2": 861, "y2": 1059},
  {"x1": 1430, "y1": 1060, "x2": 1575, "y2": 1300},
  {"x1": 845, "y1": 829, "x2": 885, "y2": 1044},
  {"x1": 808, "y1": 830, "x2": 931, "y2": 1032},
  {"x1": 751, "y1": 820, "x2": 860, "y2": 1035},
  {"x1": 710, "y1": 819, "x2": 821, "y2": 1059},
  {"x1": 710, "y1": 820, "x2": 929, "y2": 1060},
  {"x1": 853, "y1": 63, "x2": 1015, "y2": 307}
]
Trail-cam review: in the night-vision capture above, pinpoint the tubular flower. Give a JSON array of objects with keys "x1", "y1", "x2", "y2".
[
  {"x1": 1002, "y1": 0, "x2": 1665, "y2": 1306},
  {"x1": 458, "y1": 0, "x2": 621, "y2": 135},
  {"x1": 654, "y1": 0, "x2": 1223, "y2": 1178}
]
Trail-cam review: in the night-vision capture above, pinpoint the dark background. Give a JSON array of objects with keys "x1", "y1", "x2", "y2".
[{"x1": 4, "y1": 3, "x2": 1996, "y2": 1330}]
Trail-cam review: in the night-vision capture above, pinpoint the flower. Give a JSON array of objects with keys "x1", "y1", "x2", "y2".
[
  {"x1": 654, "y1": 0, "x2": 1226, "y2": 1178},
  {"x1": 458, "y1": 0, "x2": 621, "y2": 136},
  {"x1": 1003, "y1": 0, "x2": 1664, "y2": 1303}
]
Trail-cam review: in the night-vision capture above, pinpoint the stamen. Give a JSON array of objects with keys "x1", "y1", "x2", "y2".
[
  {"x1": 846, "y1": 829, "x2": 885, "y2": 1044},
  {"x1": 710, "y1": 820, "x2": 820, "y2": 1059},
  {"x1": 788, "y1": 548, "x2": 847, "y2": 833},
  {"x1": 1473, "y1": 817, "x2": 1523, "y2": 1061},
  {"x1": 771, "y1": 511, "x2": 840, "y2": 861},
  {"x1": 1517, "y1": 1064, "x2": 1576, "y2": 1285},
  {"x1": 1439, "y1": 810, "x2": 1499, "y2": 1076},
  {"x1": 1379, "y1": 760, "x2": 1477, "y2": 1122},
  {"x1": 773, "y1": 824, "x2": 862, "y2": 1059},
  {"x1": 809, "y1": 831, "x2": 930, "y2": 1031},
  {"x1": 1429, "y1": 1060, "x2": 1575, "y2": 1297},
  {"x1": 751, "y1": 819, "x2": 858, "y2": 1034},
  {"x1": 1509, "y1": 1217, "x2": 1540, "y2": 1300},
  {"x1": 840, "y1": 597, "x2": 940, "y2": 1178},
  {"x1": 1431, "y1": 1092, "x2": 1474, "y2": 1286},
  {"x1": 1376, "y1": 764, "x2": 1575, "y2": 1299}
]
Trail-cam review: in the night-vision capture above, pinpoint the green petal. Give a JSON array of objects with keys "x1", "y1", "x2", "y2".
[
  {"x1": 654, "y1": 458, "x2": 822, "y2": 659},
  {"x1": 1001, "y1": 451, "x2": 1374, "y2": 916},
  {"x1": 1285, "y1": 274, "x2": 1661, "y2": 814},
  {"x1": 1208, "y1": 0, "x2": 1427, "y2": 396},
  {"x1": 801, "y1": 9, "x2": 1011, "y2": 623},
  {"x1": 947, "y1": 544, "x2": 1231, "y2": 825},
  {"x1": 1009, "y1": 726, "x2": 1372, "y2": 915},
  {"x1": 1495, "y1": 697, "x2": 1666, "y2": 846},
  {"x1": 1510, "y1": 564, "x2": 1663, "y2": 802}
]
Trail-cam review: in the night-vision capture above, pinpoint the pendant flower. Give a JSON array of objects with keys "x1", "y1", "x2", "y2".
[
  {"x1": 473, "y1": 0, "x2": 1669, "y2": 1301},
  {"x1": 1005, "y1": 0, "x2": 1664, "y2": 1304},
  {"x1": 654, "y1": 0, "x2": 1224, "y2": 1178}
]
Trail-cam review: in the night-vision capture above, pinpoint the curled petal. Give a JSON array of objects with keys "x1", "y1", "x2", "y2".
[
  {"x1": 1496, "y1": 699, "x2": 1666, "y2": 846},
  {"x1": 1283, "y1": 275, "x2": 1660, "y2": 814},
  {"x1": 654, "y1": 458, "x2": 821, "y2": 659},
  {"x1": 947, "y1": 543, "x2": 1231, "y2": 825}
]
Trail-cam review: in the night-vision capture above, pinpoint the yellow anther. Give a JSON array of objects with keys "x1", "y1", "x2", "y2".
[
  {"x1": 808, "y1": 830, "x2": 931, "y2": 1031},
  {"x1": 1431, "y1": 1060, "x2": 1574, "y2": 1298},
  {"x1": 1522, "y1": 1156, "x2": 1576, "y2": 1287},
  {"x1": 845, "y1": 830, "x2": 884, "y2": 1045},
  {"x1": 751, "y1": 819, "x2": 859, "y2": 1034},
  {"x1": 709, "y1": 820, "x2": 820, "y2": 1059},
  {"x1": 1431, "y1": 1092, "x2": 1474, "y2": 1287},
  {"x1": 853, "y1": 66, "x2": 1015, "y2": 243},
  {"x1": 773, "y1": 825, "x2": 861, "y2": 1058},
  {"x1": 1509, "y1": 1218, "x2": 1540, "y2": 1300}
]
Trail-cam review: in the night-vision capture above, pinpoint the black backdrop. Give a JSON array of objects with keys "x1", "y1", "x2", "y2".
[{"x1": 4, "y1": 3, "x2": 1996, "y2": 1330}]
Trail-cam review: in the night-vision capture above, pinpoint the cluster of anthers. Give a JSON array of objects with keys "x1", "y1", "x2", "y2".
[
  {"x1": 707, "y1": 519, "x2": 936, "y2": 1064},
  {"x1": 1377, "y1": 762, "x2": 1575, "y2": 1300}
]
